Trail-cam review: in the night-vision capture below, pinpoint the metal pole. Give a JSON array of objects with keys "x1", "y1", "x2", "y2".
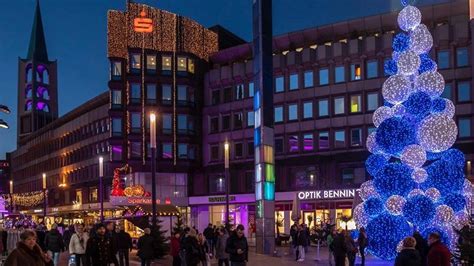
[
  {"x1": 42, "y1": 173, "x2": 47, "y2": 218},
  {"x1": 9, "y1": 180, "x2": 13, "y2": 213},
  {"x1": 224, "y1": 142, "x2": 230, "y2": 227},
  {"x1": 150, "y1": 113, "x2": 157, "y2": 228},
  {"x1": 99, "y1": 157, "x2": 104, "y2": 223}
]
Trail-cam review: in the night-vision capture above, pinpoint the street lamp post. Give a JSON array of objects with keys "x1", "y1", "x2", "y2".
[
  {"x1": 150, "y1": 113, "x2": 157, "y2": 228},
  {"x1": 9, "y1": 180, "x2": 13, "y2": 213},
  {"x1": 99, "y1": 157, "x2": 104, "y2": 223},
  {"x1": 224, "y1": 141, "x2": 230, "y2": 228},
  {"x1": 42, "y1": 173, "x2": 47, "y2": 218}
]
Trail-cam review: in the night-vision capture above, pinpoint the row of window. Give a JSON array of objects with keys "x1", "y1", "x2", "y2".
[
  {"x1": 111, "y1": 55, "x2": 195, "y2": 79},
  {"x1": 110, "y1": 143, "x2": 196, "y2": 161},
  {"x1": 111, "y1": 114, "x2": 196, "y2": 136},
  {"x1": 112, "y1": 84, "x2": 196, "y2": 107}
]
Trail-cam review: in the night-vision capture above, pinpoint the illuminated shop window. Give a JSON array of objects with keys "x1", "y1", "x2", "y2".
[
  {"x1": 130, "y1": 54, "x2": 141, "y2": 72},
  {"x1": 350, "y1": 95, "x2": 361, "y2": 113},
  {"x1": 188, "y1": 58, "x2": 195, "y2": 74},
  {"x1": 247, "y1": 111, "x2": 254, "y2": 127},
  {"x1": 274, "y1": 106, "x2": 283, "y2": 123},
  {"x1": 351, "y1": 63, "x2": 361, "y2": 80},
  {"x1": 288, "y1": 104, "x2": 298, "y2": 121},
  {"x1": 162, "y1": 56, "x2": 172, "y2": 71},
  {"x1": 89, "y1": 188, "x2": 98, "y2": 202},
  {"x1": 366, "y1": 60, "x2": 378, "y2": 79},
  {"x1": 111, "y1": 61, "x2": 122, "y2": 80},
  {"x1": 303, "y1": 102, "x2": 313, "y2": 119},
  {"x1": 248, "y1": 82, "x2": 255, "y2": 97},
  {"x1": 351, "y1": 128, "x2": 362, "y2": 147},
  {"x1": 177, "y1": 57, "x2": 187, "y2": 72},
  {"x1": 304, "y1": 71, "x2": 313, "y2": 88},
  {"x1": 303, "y1": 133, "x2": 314, "y2": 151},
  {"x1": 456, "y1": 47, "x2": 469, "y2": 67},
  {"x1": 318, "y1": 99, "x2": 329, "y2": 117},
  {"x1": 335, "y1": 66, "x2": 345, "y2": 83},
  {"x1": 289, "y1": 73, "x2": 299, "y2": 90},
  {"x1": 335, "y1": 130, "x2": 346, "y2": 148},
  {"x1": 319, "y1": 68, "x2": 329, "y2": 85},
  {"x1": 162, "y1": 143, "x2": 172, "y2": 159},
  {"x1": 367, "y1": 93, "x2": 379, "y2": 111},
  {"x1": 336, "y1": 208, "x2": 352, "y2": 229},
  {"x1": 334, "y1": 97, "x2": 345, "y2": 115},
  {"x1": 437, "y1": 50, "x2": 450, "y2": 69},
  {"x1": 75, "y1": 190, "x2": 82, "y2": 204},
  {"x1": 146, "y1": 55, "x2": 156, "y2": 73},
  {"x1": 289, "y1": 135, "x2": 299, "y2": 152},
  {"x1": 162, "y1": 85, "x2": 172, "y2": 105}
]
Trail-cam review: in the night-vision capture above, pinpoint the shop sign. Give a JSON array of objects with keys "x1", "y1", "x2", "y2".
[
  {"x1": 297, "y1": 189, "x2": 356, "y2": 200},
  {"x1": 208, "y1": 196, "x2": 236, "y2": 203}
]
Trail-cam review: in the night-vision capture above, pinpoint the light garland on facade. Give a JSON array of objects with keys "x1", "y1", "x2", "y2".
[{"x1": 11, "y1": 191, "x2": 47, "y2": 207}]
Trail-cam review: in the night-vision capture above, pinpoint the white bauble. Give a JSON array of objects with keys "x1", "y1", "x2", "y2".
[
  {"x1": 442, "y1": 99, "x2": 455, "y2": 118},
  {"x1": 408, "y1": 189, "x2": 425, "y2": 198},
  {"x1": 366, "y1": 132, "x2": 377, "y2": 153},
  {"x1": 385, "y1": 195, "x2": 406, "y2": 215},
  {"x1": 353, "y1": 203, "x2": 368, "y2": 228},
  {"x1": 391, "y1": 104, "x2": 406, "y2": 117},
  {"x1": 434, "y1": 205, "x2": 454, "y2": 224},
  {"x1": 373, "y1": 106, "x2": 394, "y2": 127},
  {"x1": 359, "y1": 180, "x2": 379, "y2": 201},
  {"x1": 412, "y1": 168, "x2": 428, "y2": 183},
  {"x1": 452, "y1": 211, "x2": 470, "y2": 230},
  {"x1": 409, "y1": 24, "x2": 433, "y2": 55},
  {"x1": 398, "y1": 5, "x2": 422, "y2": 32},
  {"x1": 382, "y1": 75, "x2": 413, "y2": 104},
  {"x1": 397, "y1": 51, "x2": 421, "y2": 75},
  {"x1": 401, "y1": 144, "x2": 426, "y2": 168},
  {"x1": 463, "y1": 180, "x2": 473, "y2": 196},
  {"x1": 415, "y1": 71, "x2": 445, "y2": 97},
  {"x1": 417, "y1": 114, "x2": 457, "y2": 152},
  {"x1": 425, "y1": 188, "x2": 441, "y2": 202}
]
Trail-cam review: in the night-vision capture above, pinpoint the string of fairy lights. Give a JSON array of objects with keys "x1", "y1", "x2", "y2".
[{"x1": 4, "y1": 191, "x2": 47, "y2": 207}]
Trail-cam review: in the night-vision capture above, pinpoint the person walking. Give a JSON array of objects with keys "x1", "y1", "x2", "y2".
[
  {"x1": 197, "y1": 233, "x2": 209, "y2": 266},
  {"x1": 86, "y1": 223, "x2": 115, "y2": 266},
  {"x1": 332, "y1": 230, "x2": 347, "y2": 266},
  {"x1": 290, "y1": 224, "x2": 299, "y2": 260},
  {"x1": 344, "y1": 230, "x2": 357, "y2": 266},
  {"x1": 296, "y1": 225, "x2": 308, "y2": 262},
  {"x1": 44, "y1": 224, "x2": 64, "y2": 266},
  {"x1": 327, "y1": 229, "x2": 336, "y2": 266},
  {"x1": 357, "y1": 227, "x2": 367, "y2": 266},
  {"x1": 203, "y1": 224, "x2": 214, "y2": 255},
  {"x1": 225, "y1": 225, "x2": 248, "y2": 266},
  {"x1": 35, "y1": 225, "x2": 46, "y2": 252},
  {"x1": 395, "y1": 236, "x2": 421, "y2": 266},
  {"x1": 69, "y1": 224, "x2": 89, "y2": 266},
  {"x1": 413, "y1": 231, "x2": 428, "y2": 266},
  {"x1": 137, "y1": 228, "x2": 154, "y2": 266},
  {"x1": 183, "y1": 229, "x2": 200, "y2": 266},
  {"x1": 63, "y1": 225, "x2": 75, "y2": 250},
  {"x1": 106, "y1": 222, "x2": 120, "y2": 266},
  {"x1": 115, "y1": 226, "x2": 132, "y2": 266},
  {"x1": 426, "y1": 232, "x2": 451, "y2": 266},
  {"x1": 170, "y1": 232, "x2": 181, "y2": 266},
  {"x1": 4, "y1": 229, "x2": 53, "y2": 266},
  {"x1": 215, "y1": 227, "x2": 229, "y2": 266}
]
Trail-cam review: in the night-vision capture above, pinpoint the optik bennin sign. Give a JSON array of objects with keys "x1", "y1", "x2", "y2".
[{"x1": 297, "y1": 189, "x2": 356, "y2": 200}]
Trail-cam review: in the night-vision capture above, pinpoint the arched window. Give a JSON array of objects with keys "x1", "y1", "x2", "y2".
[
  {"x1": 25, "y1": 85, "x2": 33, "y2": 99},
  {"x1": 43, "y1": 69, "x2": 49, "y2": 84},
  {"x1": 37, "y1": 102, "x2": 50, "y2": 112},
  {"x1": 37, "y1": 65, "x2": 49, "y2": 84},
  {"x1": 25, "y1": 64, "x2": 33, "y2": 83},
  {"x1": 25, "y1": 100, "x2": 33, "y2": 111},
  {"x1": 36, "y1": 87, "x2": 50, "y2": 100}
]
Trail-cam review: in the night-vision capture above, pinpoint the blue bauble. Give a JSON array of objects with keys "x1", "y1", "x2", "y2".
[
  {"x1": 376, "y1": 117, "x2": 416, "y2": 155},
  {"x1": 392, "y1": 33, "x2": 411, "y2": 52},
  {"x1": 366, "y1": 154, "x2": 389, "y2": 176},
  {"x1": 374, "y1": 163, "x2": 415, "y2": 198},
  {"x1": 384, "y1": 59, "x2": 398, "y2": 76},
  {"x1": 426, "y1": 151, "x2": 443, "y2": 161},
  {"x1": 443, "y1": 194, "x2": 466, "y2": 212},
  {"x1": 440, "y1": 148, "x2": 465, "y2": 168},
  {"x1": 424, "y1": 160, "x2": 465, "y2": 195},
  {"x1": 403, "y1": 195, "x2": 435, "y2": 227},
  {"x1": 366, "y1": 213, "x2": 412, "y2": 260},
  {"x1": 403, "y1": 92, "x2": 432, "y2": 117},
  {"x1": 364, "y1": 197, "x2": 385, "y2": 217},
  {"x1": 431, "y1": 97, "x2": 446, "y2": 113},
  {"x1": 418, "y1": 54, "x2": 437, "y2": 74}
]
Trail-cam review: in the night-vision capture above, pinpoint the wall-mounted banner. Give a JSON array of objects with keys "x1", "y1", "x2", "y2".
[{"x1": 297, "y1": 189, "x2": 356, "y2": 200}]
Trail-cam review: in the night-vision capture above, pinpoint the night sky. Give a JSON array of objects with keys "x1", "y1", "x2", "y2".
[{"x1": 0, "y1": 0, "x2": 449, "y2": 158}]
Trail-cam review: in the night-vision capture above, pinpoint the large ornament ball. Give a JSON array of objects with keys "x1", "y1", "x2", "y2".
[
  {"x1": 359, "y1": 180, "x2": 379, "y2": 201},
  {"x1": 408, "y1": 189, "x2": 425, "y2": 198},
  {"x1": 441, "y1": 99, "x2": 455, "y2": 118},
  {"x1": 463, "y1": 180, "x2": 473, "y2": 196},
  {"x1": 366, "y1": 213, "x2": 412, "y2": 260},
  {"x1": 415, "y1": 71, "x2": 445, "y2": 97},
  {"x1": 412, "y1": 168, "x2": 428, "y2": 183},
  {"x1": 417, "y1": 114, "x2": 457, "y2": 152},
  {"x1": 452, "y1": 212, "x2": 470, "y2": 230},
  {"x1": 418, "y1": 53, "x2": 438, "y2": 74},
  {"x1": 382, "y1": 75, "x2": 413, "y2": 104},
  {"x1": 376, "y1": 117, "x2": 416, "y2": 155},
  {"x1": 440, "y1": 149, "x2": 465, "y2": 168},
  {"x1": 366, "y1": 132, "x2": 378, "y2": 154},
  {"x1": 364, "y1": 197, "x2": 385, "y2": 217},
  {"x1": 374, "y1": 163, "x2": 415, "y2": 198},
  {"x1": 443, "y1": 194, "x2": 466, "y2": 212},
  {"x1": 366, "y1": 154, "x2": 389, "y2": 176},
  {"x1": 397, "y1": 51, "x2": 421, "y2": 75},
  {"x1": 385, "y1": 195, "x2": 406, "y2": 215},
  {"x1": 403, "y1": 194, "x2": 436, "y2": 226},
  {"x1": 431, "y1": 97, "x2": 446, "y2": 113},
  {"x1": 434, "y1": 205, "x2": 454, "y2": 224},
  {"x1": 401, "y1": 144, "x2": 426, "y2": 168},
  {"x1": 353, "y1": 203, "x2": 369, "y2": 228},
  {"x1": 425, "y1": 159, "x2": 465, "y2": 195},
  {"x1": 398, "y1": 5, "x2": 422, "y2": 32},
  {"x1": 384, "y1": 59, "x2": 398, "y2": 76},
  {"x1": 391, "y1": 104, "x2": 406, "y2": 117},
  {"x1": 393, "y1": 32, "x2": 411, "y2": 52},
  {"x1": 421, "y1": 226, "x2": 453, "y2": 248},
  {"x1": 373, "y1": 106, "x2": 394, "y2": 127},
  {"x1": 409, "y1": 24, "x2": 433, "y2": 55},
  {"x1": 403, "y1": 92, "x2": 432, "y2": 118},
  {"x1": 425, "y1": 187, "x2": 441, "y2": 202}
]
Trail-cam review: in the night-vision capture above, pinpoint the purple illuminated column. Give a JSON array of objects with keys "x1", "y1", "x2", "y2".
[{"x1": 253, "y1": 0, "x2": 275, "y2": 255}]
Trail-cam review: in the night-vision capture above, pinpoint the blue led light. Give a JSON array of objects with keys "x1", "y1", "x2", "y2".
[
  {"x1": 431, "y1": 97, "x2": 446, "y2": 113},
  {"x1": 443, "y1": 193, "x2": 466, "y2": 212},
  {"x1": 403, "y1": 195, "x2": 435, "y2": 227},
  {"x1": 421, "y1": 227, "x2": 451, "y2": 247},
  {"x1": 426, "y1": 151, "x2": 443, "y2": 161},
  {"x1": 366, "y1": 154, "x2": 389, "y2": 176},
  {"x1": 424, "y1": 159, "x2": 465, "y2": 195},
  {"x1": 384, "y1": 100, "x2": 394, "y2": 108},
  {"x1": 366, "y1": 213, "x2": 412, "y2": 260},
  {"x1": 392, "y1": 33, "x2": 411, "y2": 52},
  {"x1": 384, "y1": 59, "x2": 398, "y2": 76},
  {"x1": 418, "y1": 53, "x2": 437, "y2": 74},
  {"x1": 440, "y1": 148, "x2": 465, "y2": 168},
  {"x1": 376, "y1": 117, "x2": 416, "y2": 155},
  {"x1": 403, "y1": 92, "x2": 432, "y2": 117},
  {"x1": 374, "y1": 163, "x2": 415, "y2": 198},
  {"x1": 364, "y1": 197, "x2": 385, "y2": 217}
]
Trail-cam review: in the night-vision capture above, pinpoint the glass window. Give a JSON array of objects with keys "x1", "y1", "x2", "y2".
[
  {"x1": 248, "y1": 82, "x2": 255, "y2": 97},
  {"x1": 162, "y1": 85, "x2": 172, "y2": 104},
  {"x1": 212, "y1": 90, "x2": 220, "y2": 105},
  {"x1": 274, "y1": 106, "x2": 283, "y2": 123},
  {"x1": 247, "y1": 141, "x2": 254, "y2": 156},
  {"x1": 335, "y1": 130, "x2": 346, "y2": 148},
  {"x1": 342, "y1": 169, "x2": 354, "y2": 182},
  {"x1": 303, "y1": 102, "x2": 313, "y2": 119},
  {"x1": 146, "y1": 55, "x2": 156, "y2": 72},
  {"x1": 234, "y1": 113, "x2": 243, "y2": 129},
  {"x1": 112, "y1": 145, "x2": 122, "y2": 161},
  {"x1": 334, "y1": 97, "x2": 345, "y2": 115},
  {"x1": 130, "y1": 142, "x2": 141, "y2": 158},
  {"x1": 304, "y1": 71, "x2": 314, "y2": 88},
  {"x1": 178, "y1": 85, "x2": 187, "y2": 102},
  {"x1": 456, "y1": 47, "x2": 469, "y2": 67},
  {"x1": 438, "y1": 50, "x2": 450, "y2": 69},
  {"x1": 112, "y1": 90, "x2": 122, "y2": 106},
  {"x1": 222, "y1": 115, "x2": 230, "y2": 130},
  {"x1": 210, "y1": 146, "x2": 219, "y2": 161},
  {"x1": 131, "y1": 83, "x2": 141, "y2": 102},
  {"x1": 177, "y1": 57, "x2": 187, "y2": 71},
  {"x1": 288, "y1": 104, "x2": 298, "y2": 121},
  {"x1": 235, "y1": 84, "x2": 245, "y2": 100},
  {"x1": 319, "y1": 68, "x2": 329, "y2": 85},
  {"x1": 178, "y1": 115, "x2": 187, "y2": 132},
  {"x1": 112, "y1": 118, "x2": 122, "y2": 136},
  {"x1": 459, "y1": 118, "x2": 471, "y2": 137},
  {"x1": 162, "y1": 143, "x2": 172, "y2": 159},
  {"x1": 131, "y1": 113, "x2": 141, "y2": 132},
  {"x1": 130, "y1": 54, "x2": 141, "y2": 70},
  {"x1": 457, "y1": 81, "x2": 471, "y2": 102},
  {"x1": 289, "y1": 135, "x2": 299, "y2": 152},
  {"x1": 366, "y1": 60, "x2": 378, "y2": 79},
  {"x1": 335, "y1": 66, "x2": 345, "y2": 83},
  {"x1": 210, "y1": 175, "x2": 226, "y2": 193},
  {"x1": 163, "y1": 114, "x2": 172, "y2": 133},
  {"x1": 275, "y1": 76, "x2": 284, "y2": 93},
  {"x1": 188, "y1": 58, "x2": 195, "y2": 73},
  {"x1": 178, "y1": 144, "x2": 188, "y2": 158},
  {"x1": 367, "y1": 93, "x2": 379, "y2": 111},
  {"x1": 319, "y1": 131, "x2": 329, "y2": 150},
  {"x1": 210, "y1": 117, "x2": 219, "y2": 133},
  {"x1": 246, "y1": 111, "x2": 255, "y2": 127},
  {"x1": 351, "y1": 128, "x2": 362, "y2": 147},
  {"x1": 235, "y1": 143, "x2": 243, "y2": 157},
  {"x1": 275, "y1": 138, "x2": 284, "y2": 153},
  {"x1": 162, "y1": 56, "x2": 172, "y2": 71},
  {"x1": 89, "y1": 188, "x2": 98, "y2": 202},
  {"x1": 111, "y1": 61, "x2": 122, "y2": 78},
  {"x1": 303, "y1": 133, "x2": 313, "y2": 151},
  {"x1": 289, "y1": 73, "x2": 299, "y2": 90},
  {"x1": 350, "y1": 95, "x2": 361, "y2": 113},
  {"x1": 146, "y1": 84, "x2": 156, "y2": 102},
  {"x1": 318, "y1": 99, "x2": 329, "y2": 117},
  {"x1": 351, "y1": 64, "x2": 361, "y2": 80},
  {"x1": 441, "y1": 84, "x2": 452, "y2": 100},
  {"x1": 223, "y1": 87, "x2": 232, "y2": 103}
]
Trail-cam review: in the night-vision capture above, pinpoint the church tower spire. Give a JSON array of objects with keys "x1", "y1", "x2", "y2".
[{"x1": 27, "y1": 0, "x2": 48, "y2": 61}]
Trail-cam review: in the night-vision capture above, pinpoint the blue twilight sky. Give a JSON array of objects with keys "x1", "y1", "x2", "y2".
[{"x1": 0, "y1": 0, "x2": 449, "y2": 158}]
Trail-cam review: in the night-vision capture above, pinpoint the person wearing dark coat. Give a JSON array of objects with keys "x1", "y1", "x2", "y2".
[
  {"x1": 296, "y1": 225, "x2": 308, "y2": 262},
  {"x1": 44, "y1": 224, "x2": 65, "y2": 266},
  {"x1": 116, "y1": 226, "x2": 133, "y2": 266},
  {"x1": 344, "y1": 231, "x2": 357, "y2": 266},
  {"x1": 225, "y1": 225, "x2": 248, "y2": 266},
  {"x1": 215, "y1": 227, "x2": 229, "y2": 266},
  {"x1": 358, "y1": 227, "x2": 367, "y2": 266},
  {"x1": 137, "y1": 228, "x2": 155, "y2": 266},
  {"x1": 413, "y1": 231, "x2": 428, "y2": 266},
  {"x1": 35, "y1": 225, "x2": 46, "y2": 252},
  {"x1": 426, "y1": 233, "x2": 451, "y2": 266},
  {"x1": 203, "y1": 223, "x2": 214, "y2": 255},
  {"x1": 86, "y1": 224, "x2": 115, "y2": 266},
  {"x1": 4, "y1": 230, "x2": 54, "y2": 266},
  {"x1": 62, "y1": 225, "x2": 75, "y2": 250},
  {"x1": 183, "y1": 229, "x2": 200, "y2": 266},
  {"x1": 170, "y1": 232, "x2": 181, "y2": 266},
  {"x1": 395, "y1": 236, "x2": 422, "y2": 266},
  {"x1": 332, "y1": 231, "x2": 347, "y2": 266},
  {"x1": 106, "y1": 222, "x2": 120, "y2": 266},
  {"x1": 290, "y1": 224, "x2": 299, "y2": 261}
]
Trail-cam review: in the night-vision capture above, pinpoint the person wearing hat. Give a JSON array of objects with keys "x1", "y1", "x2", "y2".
[{"x1": 86, "y1": 224, "x2": 115, "y2": 266}]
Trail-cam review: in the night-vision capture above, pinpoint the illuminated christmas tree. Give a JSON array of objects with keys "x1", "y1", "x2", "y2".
[{"x1": 354, "y1": 1, "x2": 473, "y2": 260}]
